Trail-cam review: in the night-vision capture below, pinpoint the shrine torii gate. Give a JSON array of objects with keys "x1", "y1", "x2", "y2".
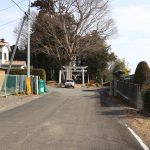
[{"x1": 59, "y1": 66, "x2": 88, "y2": 86}]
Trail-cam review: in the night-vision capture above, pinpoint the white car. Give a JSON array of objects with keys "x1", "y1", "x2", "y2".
[{"x1": 65, "y1": 80, "x2": 75, "y2": 88}]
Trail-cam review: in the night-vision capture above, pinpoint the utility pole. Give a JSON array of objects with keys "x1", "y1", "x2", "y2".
[
  {"x1": 27, "y1": 0, "x2": 30, "y2": 77},
  {"x1": 26, "y1": 0, "x2": 31, "y2": 95}
]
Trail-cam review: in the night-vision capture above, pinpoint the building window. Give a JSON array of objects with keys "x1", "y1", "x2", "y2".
[{"x1": 4, "y1": 53, "x2": 7, "y2": 60}]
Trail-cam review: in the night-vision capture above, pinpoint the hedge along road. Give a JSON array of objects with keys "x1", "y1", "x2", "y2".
[{"x1": 0, "y1": 87, "x2": 147, "y2": 150}]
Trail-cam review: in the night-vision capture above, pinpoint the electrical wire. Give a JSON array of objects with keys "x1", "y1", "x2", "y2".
[
  {"x1": 0, "y1": 18, "x2": 21, "y2": 28},
  {"x1": 10, "y1": 0, "x2": 26, "y2": 13},
  {"x1": 0, "y1": 0, "x2": 25, "y2": 12},
  {"x1": 0, "y1": 22, "x2": 20, "y2": 31}
]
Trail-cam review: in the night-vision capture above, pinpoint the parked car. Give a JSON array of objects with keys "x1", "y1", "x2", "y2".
[{"x1": 65, "y1": 80, "x2": 75, "y2": 88}]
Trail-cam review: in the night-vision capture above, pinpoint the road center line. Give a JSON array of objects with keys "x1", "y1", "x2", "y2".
[{"x1": 125, "y1": 124, "x2": 149, "y2": 150}]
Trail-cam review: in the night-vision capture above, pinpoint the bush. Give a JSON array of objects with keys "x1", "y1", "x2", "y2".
[
  {"x1": 31, "y1": 69, "x2": 46, "y2": 81},
  {"x1": 10, "y1": 69, "x2": 46, "y2": 81},
  {"x1": 134, "y1": 61, "x2": 150, "y2": 84},
  {"x1": 142, "y1": 90, "x2": 150, "y2": 112}
]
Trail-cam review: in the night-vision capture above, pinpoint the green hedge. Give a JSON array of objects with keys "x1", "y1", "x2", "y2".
[
  {"x1": 142, "y1": 90, "x2": 150, "y2": 112},
  {"x1": 10, "y1": 69, "x2": 46, "y2": 81},
  {"x1": 134, "y1": 61, "x2": 150, "y2": 84}
]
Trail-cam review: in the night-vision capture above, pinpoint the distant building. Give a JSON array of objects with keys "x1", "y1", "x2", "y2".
[{"x1": 0, "y1": 39, "x2": 26, "y2": 69}]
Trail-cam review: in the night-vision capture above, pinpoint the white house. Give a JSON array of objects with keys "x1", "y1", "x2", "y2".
[
  {"x1": 0, "y1": 39, "x2": 26, "y2": 69},
  {"x1": 0, "y1": 39, "x2": 10, "y2": 66}
]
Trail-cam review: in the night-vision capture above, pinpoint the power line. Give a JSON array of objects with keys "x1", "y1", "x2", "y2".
[
  {"x1": 0, "y1": 0, "x2": 25, "y2": 12},
  {"x1": 10, "y1": 0, "x2": 26, "y2": 13},
  {"x1": 0, "y1": 18, "x2": 21, "y2": 28},
  {"x1": 0, "y1": 22, "x2": 20, "y2": 31}
]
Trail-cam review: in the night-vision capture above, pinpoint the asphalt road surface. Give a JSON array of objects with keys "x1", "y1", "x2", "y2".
[{"x1": 0, "y1": 87, "x2": 144, "y2": 150}]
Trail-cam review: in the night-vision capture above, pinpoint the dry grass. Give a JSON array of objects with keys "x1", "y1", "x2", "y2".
[
  {"x1": 125, "y1": 113, "x2": 150, "y2": 145},
  {"x1": 108, "y1": 95, "x2": 150, "y2": 146}
]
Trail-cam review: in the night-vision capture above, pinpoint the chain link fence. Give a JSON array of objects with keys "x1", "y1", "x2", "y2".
[{"x1": 0, "y1": 75, "x2": 38, "y2": 96}]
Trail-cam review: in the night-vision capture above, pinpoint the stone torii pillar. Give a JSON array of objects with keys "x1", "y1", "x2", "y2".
[{"x1": 59, "y1": 66, "x2": 88, "y2": 85}]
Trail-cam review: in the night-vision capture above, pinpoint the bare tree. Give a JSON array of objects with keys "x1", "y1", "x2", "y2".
[
  {"x1": 31, "y1": 0, "x2": 116, "y2": 66},
  {"x1": 13, "y1": 11, "x2": 36, "y2": 50}
]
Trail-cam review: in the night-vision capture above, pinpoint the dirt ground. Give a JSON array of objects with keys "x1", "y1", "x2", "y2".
[
  {"x1": 108, "y1": 94, "x2": 150, "y2": 146},
  {"x1": 0, "y1": 93, "x2": 44, "y2": 113},
  {"x1": 124, "y1": 110, "x2": 150, "y2": 146}
]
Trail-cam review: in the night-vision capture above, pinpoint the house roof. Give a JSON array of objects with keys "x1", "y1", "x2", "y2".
[
  {"x1": 0, "y1": 41, "x2": 8, "y2": 46},
  {"x1": 0, "y1": 41, "x2": 11, "y2": 52},
  {"x1": 2, "y1": 61, "x2": 26, "y2": 66},
  {"x1": 0, "y1": 68, "x2": 6, "y2": 71}
]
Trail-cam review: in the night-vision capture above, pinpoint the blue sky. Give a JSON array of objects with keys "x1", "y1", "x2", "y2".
[
  {"x1": 0, "y1": 0, "x2": 150, "y2": 74},
  {"x1": 108, "y1": 0, "x2": 150, "y2": 73},
  {"x1": 0, "y1": 0, "x2": 30, "y2": 43}
]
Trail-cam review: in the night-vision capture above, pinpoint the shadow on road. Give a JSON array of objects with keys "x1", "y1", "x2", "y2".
[
  {"x1": 82, "y1": 89, "x2": 99, "y2": 92},
  {"x1": 82, "y1": 87, "x2": 142, "y2": 119}
]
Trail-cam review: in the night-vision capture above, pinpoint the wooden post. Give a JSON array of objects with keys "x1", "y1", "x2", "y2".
[{"x1": 82, "y1": 69, "x2": 85, "y2": 86}]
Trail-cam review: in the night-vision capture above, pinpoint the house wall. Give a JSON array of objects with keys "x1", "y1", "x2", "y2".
[
  {"x1": 0, "y1": 47, "x2": 2, "y2": 66},
  {"x1": 2, "y1": 45, "x2": 9, "y2": 63}
]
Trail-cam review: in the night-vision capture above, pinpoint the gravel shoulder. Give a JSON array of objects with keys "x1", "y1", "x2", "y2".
[
  {"x1": 102, "y1": 88, "x2": 150, "y2": 147},
  {"x1": 124, "y1": 109, "x2": 150, "y2": 146}
]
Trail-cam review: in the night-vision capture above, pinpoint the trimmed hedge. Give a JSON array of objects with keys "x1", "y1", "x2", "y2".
[
  {"x1": 143, "y1": 90, "x2": 150, "y2": 112},
  {"x1": 134, "y1": 61, "x2": 150, "y2": 84},
  {"x1": 10, "y1": 69, "x2": 46, "y2": 81}
]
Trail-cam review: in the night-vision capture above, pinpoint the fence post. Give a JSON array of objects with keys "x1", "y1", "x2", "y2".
[
  {"x1": 15, "y1": 75, "x2": 18, "y2": 94},
  {"x1": 35, "y1": 76, "x2": 38, "y2": 95},
  {"x1": 20, "y1": 75, "x2": 23, "y2": 93},
  {"x1": 109, "y1": 81, "x2": 113, "y2": 96},
  {"x1": 136, "y1": 86, "x2": 143, "y2": 110},
  {"x1": 114, "y1": 80, "x2": 117, "y2": 96}
]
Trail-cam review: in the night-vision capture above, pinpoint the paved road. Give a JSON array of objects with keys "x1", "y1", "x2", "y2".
[{"x1": 0, "y1": 88, "x2": 143, "y2": 150}]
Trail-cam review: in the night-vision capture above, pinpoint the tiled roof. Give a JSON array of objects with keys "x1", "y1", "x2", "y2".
[
  {"x1": 0, "y1": 42, "x2": 8, "y2": 46},
  {"x1": 0, "y1": 41, "x2": 11, "y2": 52},
  {"x1": 2, "y1": 61, "x2": 26, "y2": 66}
]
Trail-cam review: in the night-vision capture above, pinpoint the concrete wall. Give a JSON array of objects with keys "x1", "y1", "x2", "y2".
[{"x1": 112, "y1": 80, "x2": 143, "y2": 110}]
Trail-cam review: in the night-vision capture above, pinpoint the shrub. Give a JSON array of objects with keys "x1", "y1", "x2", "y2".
[
  {"x1": 31, "y1": 69, "x2": 46, "y2": 81},
  {"x1": 10, "y1": 69, "x2": 46, "y2": 81},
  {"x1": 142, "y1": 90, "x2": 150, "y2": 112},
  {"x1": 134, "y1": 61, "x2": 150, "y2": 84}
]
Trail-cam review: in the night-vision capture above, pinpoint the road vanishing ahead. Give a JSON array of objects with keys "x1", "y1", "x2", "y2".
[{"x1": 0, "y1": 87, "x2": 144, "y2": 150}]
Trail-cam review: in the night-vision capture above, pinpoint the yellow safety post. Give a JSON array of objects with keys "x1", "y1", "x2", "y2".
[{"x1": 26, "y1": 77, "x2": 31, "y2": 95}]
